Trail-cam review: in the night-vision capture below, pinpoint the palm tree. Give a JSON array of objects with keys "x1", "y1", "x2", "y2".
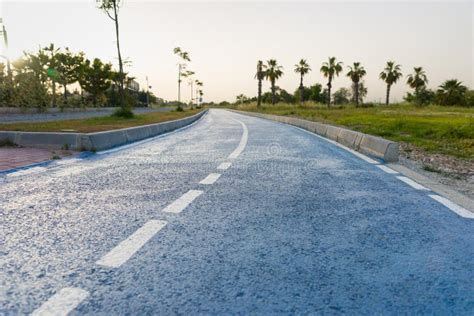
[
  {"x1": 346, "y1": 62, "x2": 366, "y2": 106},
  {"x1": 265, "y1": 59, "x2": 284, "y2": 105},
  {"x1": 294, "y1": 59, "x2": 311, "y2": 104},
  {"x1": 320, "y1": 57, "x2": 343, "y2": 107},
  {"x1": 254, "y1": 60, "x2": 265, "y2": 107},
  {"x1": 182, "y1": 70, "x2": 195, "y2": 106},
  {"x1": 195, "y1": 80, "x2": 203, "y2": 107},
  {"x1": 173, "y1": 47, "x2": 191, "y2": 110},
  {"x1": 379, "y1": 61, "x2": 402, "y2": 105},
  {"x1": 437, "y1": 79, "x2": 467, "y2": 106},
  {"x1": 407, "y1": 67, "x2": 428, "y2": 93}
]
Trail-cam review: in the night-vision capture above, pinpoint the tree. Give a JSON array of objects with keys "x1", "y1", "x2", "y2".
[
  {"x1": 78, "y1": 58, "x2": 113, "y2": 106},
  {"x1": 333, "y1": 87, "x2": 351, "y2": 105},
  {"x1": 255, "y1": 60, "x2": 265, "y2": 107},
  {"x1": 346, "y1": 62, "x2": 366, "y2": 106},
  {"x1": 43, "y1": 43, "x2": 60, "y2": 107},
  {"x1": 294, "y1": 59, "x2": 311, "y2": 104},
  {"x1": 379, "y1": 61, "x2": 402, "y2": 105},
  {"x1": 436, "y1": 79, "x2": 467, "y2": 106},
  {"x1": 182, "y1": 70, "x2": 195, "y2": 106},
  {"x1": 352, "y1": 81, "x2": 368, "y2": 104},
  {"x1": 55, "y1": 48, "x2": 85, "y2": 105},
  {"x1": 320, "y1": 57, "x2": 343, "y2": 107},
  {"x1": 173, "y1": 47, "x2": 190, "y2": 110},
  {"x1": 407, "y1": 67, "x2": 428, "y2": 93},
  {"x1": 97, "y1": 0, "x2": 130, "y2": 115},
  {"x1": 236, "y1": 94, "x2": 249, "y2": 104},
  {"x1": 195, "y1": 80, "x2": 203, "y2": 108},
  {"x1": 264, "y1": 59, "x2": 283, "y2": 105}
]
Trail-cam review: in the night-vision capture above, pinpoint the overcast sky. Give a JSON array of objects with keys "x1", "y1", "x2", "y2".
[{"x1": 1, "y1": 1, "x2": 473, "y2": 103}]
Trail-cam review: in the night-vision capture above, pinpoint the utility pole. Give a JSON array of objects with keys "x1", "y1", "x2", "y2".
[{"x1": 146, "y1": 76, "x2": 150, "y2": 107}]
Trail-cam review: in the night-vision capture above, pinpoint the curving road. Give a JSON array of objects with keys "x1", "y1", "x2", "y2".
[{"x1": 1, "y1": 109, "x2": 473, "y2": 314}]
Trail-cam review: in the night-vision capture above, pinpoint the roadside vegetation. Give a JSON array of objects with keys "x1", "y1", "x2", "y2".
[
  {"x1": 228, "y1": 102, "x2": 474, "y2": 159},
  {"x1": 0, "y1": 109, "x2": 202, "y2": 133}
]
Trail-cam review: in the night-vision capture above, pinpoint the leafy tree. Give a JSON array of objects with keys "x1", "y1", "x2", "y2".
[
  {"x1": 404, "y1": 88, "x2": 434, "y2": 106},
  {"x1": 346, "y1": 62, "x2": 366, "y2": 106},
  {"x1": 173, "y1": 47, "x2": 190, "y2": 110},
  {"x1": 436, "y1": 79, "x2": 467, "y2": 106},
  {"x1": 463, "y1": 90, "x2": 474, "y2": 107},
  {"x1": 78, "y1": 58, "x2": 113, "y2": 106},
  {"x1": 333, "y1": 87, "x2": 351, "y2": 105},
  {"x1": 43, "y1": 43, "x2": 60, "y2": 107},
  {"x1": 97, "y1": 0, "x2": 130, "y2": 115},
  {"x1": 379, "y1": 61, "x2": 402, "y2": 105},
  {"x1": 294, "y1": 59, "x2": 311, "y2": 104},
  {"x1": 236, "y1": 94, "x2": 249, "y2": 104},
  {"x1": 55, "y1": 48, "x2": 85, "y2": 105},
  {"x1": 309, "y1": 83, "x2": 325, "y2": 103},
  {"x1": 407, "y1": 67, "x2": 428, "y2": 92},
  {"x1": 320, "y1": 57, "x2": 343, "y2": 107},
  {"x1": 255, "y1": 60, "x2": 265, "y2": 107},
  {"x1": 264, "y1": 59, "x2": 283, "y2": 105}
]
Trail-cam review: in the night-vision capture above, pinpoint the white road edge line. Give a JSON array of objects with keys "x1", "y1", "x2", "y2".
[
  {"x1": 376, "y1": 164, "x2": 399, "y2": 174},
  {"x1": 228, "y1": 119, "x2": 248, "y2": 159},
  {"x1": 429, "y1": 194, "x2": 474, "y2": 219},
  {"x1": 162, "y1": 190, "x2": 203, "y2": 214},
  {"x1": 217, "y1": 162, "x2": 232, "y2": 170},
  {"x1": 199, "y1": 173, "x2": 221, "y2": 185},
  {"x1": 31, "y1": 287, "x2": 89, "y2": 316},
  {"x1": 96, "y1": 220, "x2": 168, "y2": 268},
  {"x1": 7, "y1": 166, "x2": 47, "y2": 178},
  {"x1": 397, "y1": 176, "x2": 430, "y2": 191},
  {"x1": 291, "y1": 125, "x2": 379, "y2": 164}
]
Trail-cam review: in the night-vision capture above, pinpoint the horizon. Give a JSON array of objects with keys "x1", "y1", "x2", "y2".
[{"x1": 1, "y1": 1, "x2": 473, "y2": 103}]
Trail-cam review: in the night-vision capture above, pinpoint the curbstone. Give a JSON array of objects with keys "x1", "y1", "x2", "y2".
[{"x1": 229, "y1": 110, "x2": 398, "y2": 162}]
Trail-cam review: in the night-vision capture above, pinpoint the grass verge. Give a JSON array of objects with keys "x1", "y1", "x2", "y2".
[
  {"x1": 230, "y1": 102, "x2": 474, "y2": 159},
  {"x1": 0, "y1": 109, "x2": 202, "y2": 133}
]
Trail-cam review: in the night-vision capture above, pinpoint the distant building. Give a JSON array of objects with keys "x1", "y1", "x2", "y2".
[{"x1": 126, "y1": 79, "x2": 140, "y2": 93}]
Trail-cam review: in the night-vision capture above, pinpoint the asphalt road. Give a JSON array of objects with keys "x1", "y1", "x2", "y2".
[{"x1": 1, "y1": 109, "x2": 473, "y2": 315}]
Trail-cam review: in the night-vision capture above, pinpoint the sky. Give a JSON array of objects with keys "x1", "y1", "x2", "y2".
[{"x1": 1, "y1": 1, "x2": 473, "y2": 103}]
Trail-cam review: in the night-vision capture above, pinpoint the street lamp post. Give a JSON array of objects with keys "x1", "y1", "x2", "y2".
[
  {"x1": 0, "y1": 19, "x2": 13, "y2": 85},
  {"x1": 146, "y1": 76, "x2": 150, "y2": 107}
]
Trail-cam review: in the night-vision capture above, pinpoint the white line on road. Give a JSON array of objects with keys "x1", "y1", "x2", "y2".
[
  {"x1": 31, "y1": 287, "x2": 89, "y2": 316},
  {"x1": 162, "y1": 190, "x2": 203, "y2": 214},
  {"x1": 376, "y1": 164, "x2": 399, "y2": 174},
  {"x1": 429, "y1": 194, "x2": 474, "y2": 219},
  {"x1": 228, "y1": 119, "x2": 248, "y2": 159},
  {"x1": 7, "y1": 166, "x2": 47, "y2": 178},
  {"x1": 217, "y1": 162, "x2": 232, "y2": 170},
  {"x1": 96, "y1": 220, "x2": 168, "y2": 268},
  {"x1": 397, "y1": 176, "x2": 430, "y2": 191},
  {"x1": 199, "y1": 173, "x2": 221, "y2": 185}
]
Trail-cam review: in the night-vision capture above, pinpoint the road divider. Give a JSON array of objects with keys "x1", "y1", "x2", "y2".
[
  {"x1": 31, "y1": 287, "x2": 89, "y2": 316},
  {"x1": 229, "y1": 110, "x2": 398, "y2": 162},
  {"x1": 96, "y1": 220, "x2": 168, "y2": 268},
  {"x1": 0, "y1": 110, "x2": 207, "y2": 151}
]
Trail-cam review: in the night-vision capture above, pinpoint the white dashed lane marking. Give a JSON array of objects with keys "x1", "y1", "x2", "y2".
[
  {"x1": 397, "y1": 176, "x2": 430, "y2": 191},
  {"x1": 199, "y1": 173, "x2": 221, "y2": 185},
  {"x1": 217, "y1": 162, "x2": 232, "y2": 170},
  {"x1": 429, "y1": 194, "x2": 474, "y2": 219},
  {"x1": 162, "y1": 190, "x2": 204, "y2": 214},
  {"x1": 376, "y1": 165, "x2": 399, "y2": 174},
  {"x1": 32, "y1": 287, "x2": 89, "y2": 316},
  {"x1": 96, "y1": 220, "x2": 168, "y2": 268}
]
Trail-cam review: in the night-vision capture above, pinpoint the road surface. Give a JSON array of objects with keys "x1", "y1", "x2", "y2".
[{"x1": 1, "y1": 109, "x2": 473, "y2": 314}]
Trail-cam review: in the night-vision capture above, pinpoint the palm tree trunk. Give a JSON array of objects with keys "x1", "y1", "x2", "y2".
[
  {"x1": 63, "y1": 84, "x2": 68, "y2": 104},
  {"x1": 271, "y1": 79, "x2": 276, "y2": 105},
  {"x1": 178, "y1": 64, "x2": 181, "y2": 108},
  {"x1": 257, "y1": 78, "x2": 262, "y2": 107},
  {"x1": 386, "y1": 84, "x2": 391, "y2": 105},
  {"x1": 113, "y1": 1, "x2": 125, "y2": 111},
  {"x1": 355, "y1": 81, "x2": 359, "y2": 106},
  {"x1": 299, "y1": 73, "x2": 304, "y2": 105},
  {"x1": 327, "y1": 79, "x2": 332, "y2": 108}
]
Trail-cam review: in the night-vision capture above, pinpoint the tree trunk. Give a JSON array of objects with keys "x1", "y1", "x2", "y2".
[
  {"x1": 327, "y1": 79, "x2": 332, "y2": 108},
  {"x1": 113, "y1": 1, "x2": 125, "y2": 111},
  {"x1": 271, "y1": 79, "x2": 276, "y2": 105},
  {"x1": 63, "y1": 84, "x2": 68, "y2": 104},
  {"x1": 299, "y1": 73, "x2": 304, "y2": 104},
  {"x1": 386, "y1": 84, "x2": 391, "y2": 105},
  {"x1": 257, "y1": 78, "x2": 262, "y2": 107},
  {"x1": 354, "y1": 81, "x2": 359, "y2": 106},
  {"x1": 52, "y1": 80, "x2": 56, "y2": 107},
  {"x1": 178, "y1": 64, "x2": 181, "y2": 109}
]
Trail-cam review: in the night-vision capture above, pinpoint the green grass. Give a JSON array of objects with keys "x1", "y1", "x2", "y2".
[
  {"x1": 0, "y1": 109, "x2": 203, "y2": 133},
  {"x1": 232, "y1": 102, "x2": 474, "y2": 159}
]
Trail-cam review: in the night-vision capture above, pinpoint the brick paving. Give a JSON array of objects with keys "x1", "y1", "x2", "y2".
[{"x1": 0, "y1": 147, "x2": 74, "y2": 171}]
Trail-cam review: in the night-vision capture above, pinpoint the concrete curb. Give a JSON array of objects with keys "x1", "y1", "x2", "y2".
[
  {"x1": 230, "y1": 110, "x2": 399, "y2": 162},
  {"x1": 0, "y1": 111, "x2": 207, "y2": 151}
]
